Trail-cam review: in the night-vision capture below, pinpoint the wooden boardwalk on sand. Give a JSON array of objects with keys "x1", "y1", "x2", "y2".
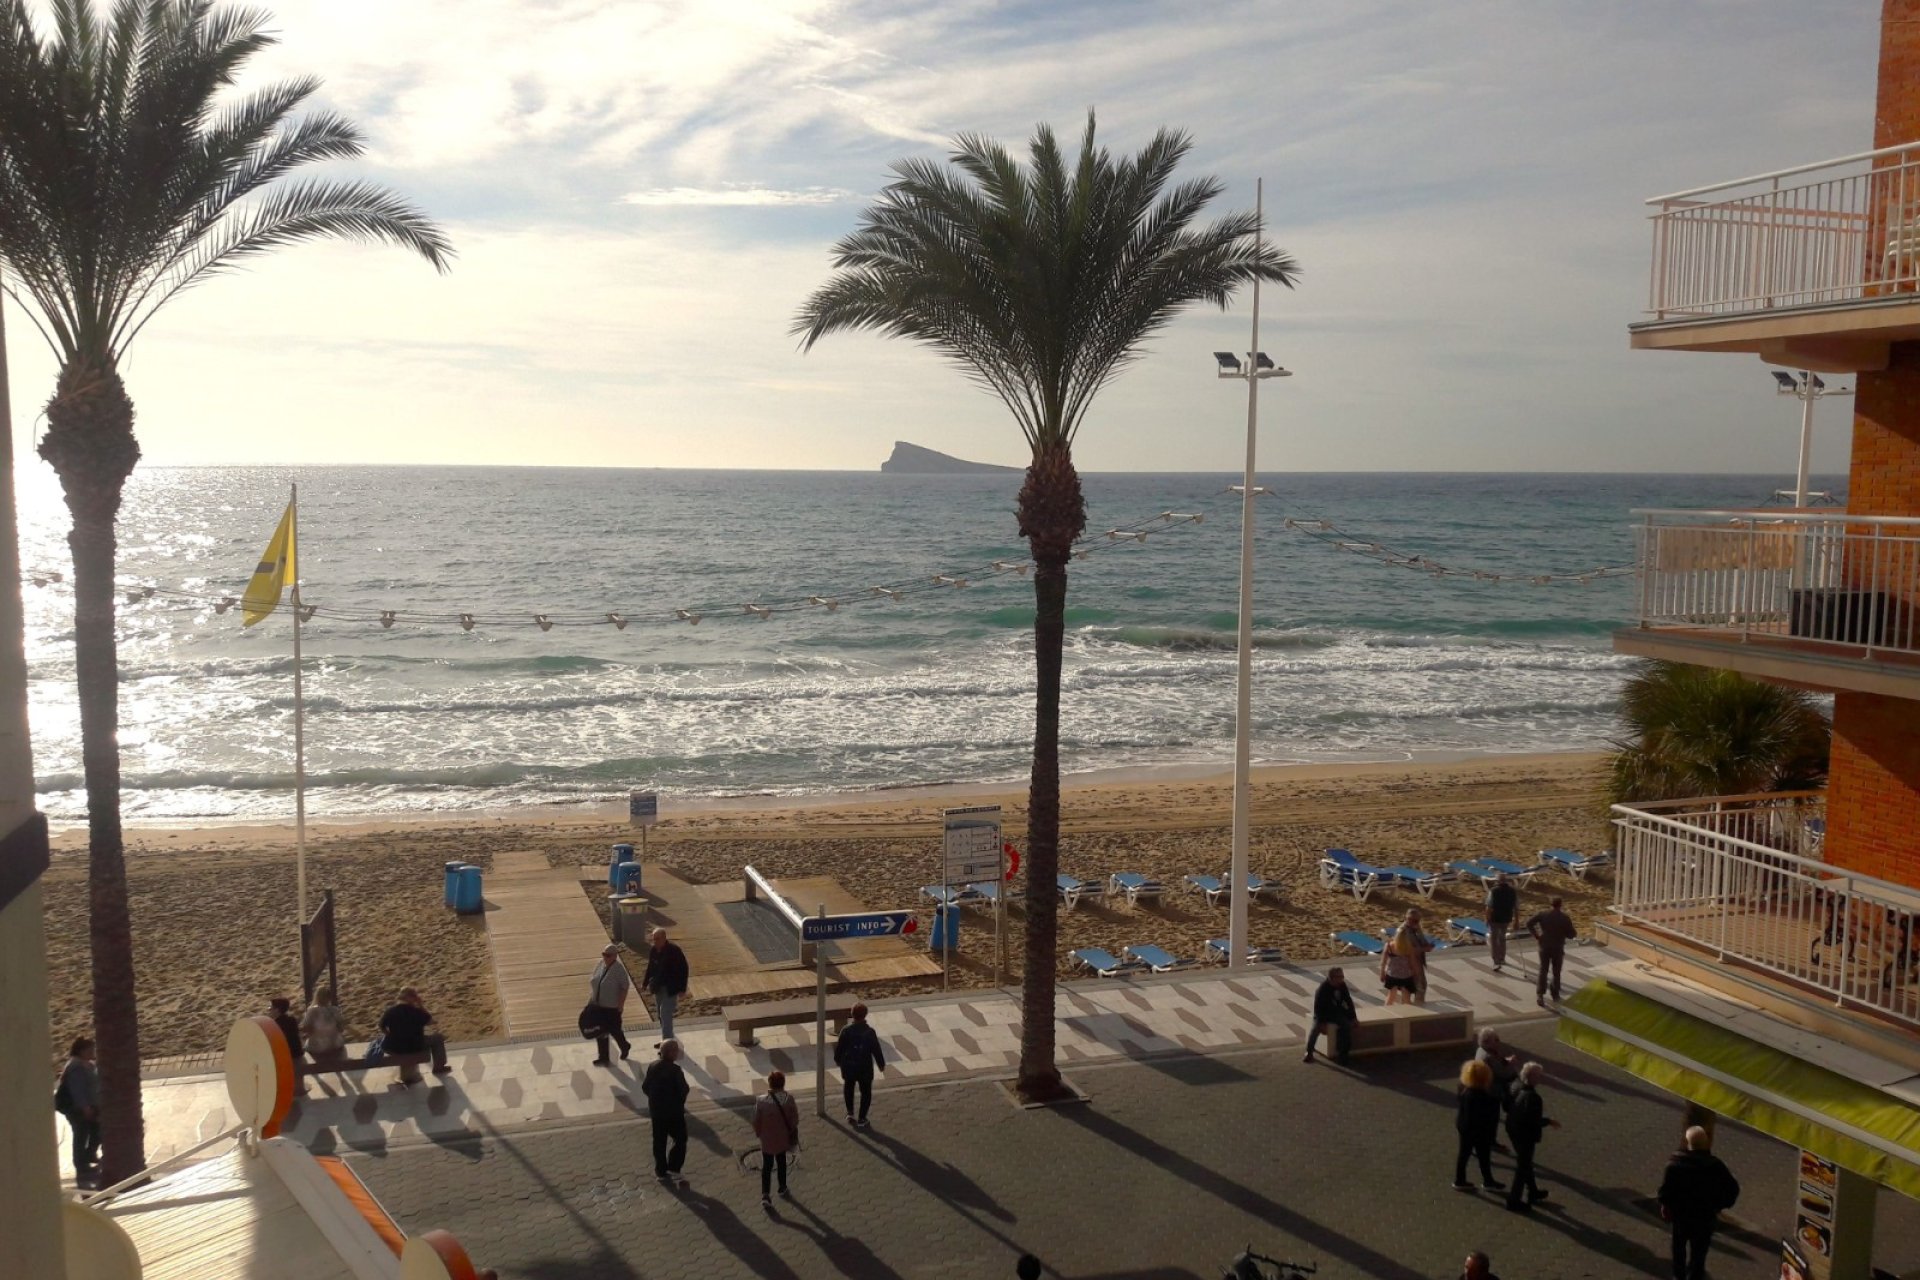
[{"x1": 485, "y1": 849, "x2": 644, "y2": 1042}]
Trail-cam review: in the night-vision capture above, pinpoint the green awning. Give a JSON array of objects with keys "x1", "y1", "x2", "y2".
[{"x1": 1559, "y1": 978, "x2": 1920, "y2": 1200}]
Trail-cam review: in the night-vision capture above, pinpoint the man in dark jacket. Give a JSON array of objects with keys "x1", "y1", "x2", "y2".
[
  {"x1": 640, "y1": 1039, "x2": 691, "y2": 1184},
  {"x1": 641, "y1": 928, "x2": 690, "y2": 1042},
  {"x1": 1525, "y1": 897, "x2": 1578, "y2": 1005},
  {"x1": 1504, "y1": 1062, "x2": 1559, "y2": 1211},
  {"x1": 1485, "y1": 873, "x2": 1518, "y2": 971},
  {"x1": 1658, "y1": 1125, "x2": 1741, "y2": 1280},
  {"x1": 378, "y1": 986, "x2": 452, "y2": 1085},
  {"x1": 1304, "y1": 967, "x2": 1358, "y2": 1065},
  {"x1": 835, "y1": 1002, "x2": 887, "y2": 1127}
]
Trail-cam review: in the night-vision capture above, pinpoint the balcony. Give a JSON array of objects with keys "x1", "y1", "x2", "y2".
[
  {"x1": 1611, "y1": 793, "x2": 1920, "y2": 1033},
  {"x1": 1620, "y1": 508, "x2": 1920, "y2": 697},
  {"x1": 1631, "y1": 142, "x2": 1920, "y2": 370}
]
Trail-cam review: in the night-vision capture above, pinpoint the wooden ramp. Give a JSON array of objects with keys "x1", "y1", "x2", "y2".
[{"x1": 487, "y1": 850, "x2": 634, "y2": 1042}]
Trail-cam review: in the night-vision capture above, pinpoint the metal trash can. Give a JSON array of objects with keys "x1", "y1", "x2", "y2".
[
  {"x1": 453, "y1": 864, "x2": 484, "y2": 915},
  {"x1": 443, "y1": 860, "x2": 464, "y2": 909},
  {"x1": 615, "y1": 894, "x2": 649, "y2": 945},
  {"x1": 613, "y1": 861, "x2": 643, "y2": 897}
]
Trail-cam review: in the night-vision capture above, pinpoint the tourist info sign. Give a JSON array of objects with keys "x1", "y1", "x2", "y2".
[
  {"x1": 942, "y1": 804, "x2": 1003, "y2": 884},
  {"x1": 801, "y1": 911, "x2": 917, "y2": 942}
]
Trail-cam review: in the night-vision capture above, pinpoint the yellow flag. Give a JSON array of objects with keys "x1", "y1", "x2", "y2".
[{"x1": 241, "y1": 501, "x2": 297, "y2": 627}]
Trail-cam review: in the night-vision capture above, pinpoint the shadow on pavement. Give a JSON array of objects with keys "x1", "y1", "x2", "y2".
[
  {"x1": 513, "y1": 1250, "x2": 643, "y2": 1280},
  {"x1": 771, "y1": 1193, "x2": 909, "y2": 1280},
  {"x1": 862, "y1": 1125, "x2": 1015, "y2": 1222},
  {"x1": 681, "y1": 1186, "x2": 807, "y2": 1280}
]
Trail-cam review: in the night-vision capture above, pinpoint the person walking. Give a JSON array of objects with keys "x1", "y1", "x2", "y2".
[
  {"x1": 642, "y1": 928, "x2": 690, "y2": 1043},
  {"x1": 834, "y1": 1002, "x2": 886, "y2": 1127},
  {"x1": 1304, "y1": 967, "x2": 1357, "y2": 1064},
  {"x1": 1486, "y1": 872, "x2": 1517, "y2": 972},
  {"x1": 588, "y1": 943, "x2": 631, "y2": 1065},
  {"x1": 1457, "y1": 1251, "x2": 1500, "y2": 1280},
  {"x1": 54, "y1": 1036, "x2": 102, "y2": 1189},
  {"x1": 1525, "y1": 897, "x2": 1578, "y2": 1006},
  {"x1": 299, "y1": 987, "x2": 348, "y2": 1067},
  {"x1": 1453, "y1": 1059, "x2": 1506, "y2": 1192},
  {"x1": 1659, "y1": 1125, "x2": 1741, "y2": 1280},
  {"x1": 1504, "y1": 1062, "x2": 1559, "y2": 1212},
  {"x1": 1380, "y1": 909, "x2": 1432, "y2": 1005},
  {"x1": 753, "y1": 1070, "x2": 800, "y2": 1209},
  {"x1": 1474, "y1": 1028, "x2": 1520, "y2": 1112},
  {"x1": 640, "y1": 1039, "x2": 690, "y2": 1185},
  {"x1": 378, "y1": 986, "x2": 453, "y2": 1084}
]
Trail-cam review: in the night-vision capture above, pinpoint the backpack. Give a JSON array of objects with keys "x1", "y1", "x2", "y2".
[{"x1": 53, "y1": 1074, "x2": 74, "y2": 1118}]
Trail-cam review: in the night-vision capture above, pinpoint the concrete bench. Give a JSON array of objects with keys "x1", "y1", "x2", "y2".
[
  {"x1": 297, "y1": 1048, "x2": 432, "y2": 1081},
  {"x1": 724, "y1": 994, "x2": 858, "y2": 1046},
  {"x1": 1346, "y1": 1004, "x2": 1476, "y2": 1058}
]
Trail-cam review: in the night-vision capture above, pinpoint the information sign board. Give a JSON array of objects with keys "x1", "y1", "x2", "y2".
[
  {"x1": 629, "y1": 791, "x2": 659, "y2": 827},
  {"x1": 800, "y1": 911, "x2": 917, "y2": 942},
  {"x1": 942, "y1": 804, "x2": 1003, "y2": 884}
]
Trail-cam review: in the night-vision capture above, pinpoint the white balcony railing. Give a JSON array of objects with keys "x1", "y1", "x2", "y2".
[
  {"x1": 1634, "y1": 509, "x2": 1920, "y2": 659},
  {"x1": 1646, "y1": 142, "x2": 1920, "y2": 319},
  {"x1": 1612, "y1": 794, "x2": 1920, "y2": 1028}
]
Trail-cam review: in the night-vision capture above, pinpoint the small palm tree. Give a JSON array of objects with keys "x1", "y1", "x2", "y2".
[
  {"x1": 795, "y1": 114, "x2": 1296, "y2": 1101},
  {"x1": 0, "y1": 0, "x2": 450, "y2": 1180},
  {"x1": 1607, "y1": 661, "x2": 1830, "y2": 803}
]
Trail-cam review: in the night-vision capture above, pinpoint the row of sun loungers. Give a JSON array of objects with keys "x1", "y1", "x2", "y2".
[
  {"x1": 1319, "y1": 847, "x2": 1611, "y2": 901},
  {"x1": 1072, "y1": 936, "x2": 1289, "y2": 977},
  {"x1": 1330, "y1": 915, "x2": 1500, "y2": 957},
  {"x1": 934, "y1": 870, "x2": 1289, "y2": 912}
]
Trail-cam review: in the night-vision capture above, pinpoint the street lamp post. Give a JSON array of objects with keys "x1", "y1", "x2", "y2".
[
  {"x1": 1212, "y1": 178, "x2": 1291, "y2": 971},
  {"x1": 1770, "y1": 369, "x2": 1852, "y2": 508}
]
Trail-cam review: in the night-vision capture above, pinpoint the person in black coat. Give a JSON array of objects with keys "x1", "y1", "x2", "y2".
[
  {"x1": 1503, "y1": 1062, "x2": 1559, "y2": 1211},
  {"x1": 1304, "y1": 967, "x2": 1358, "y2": 1065},
  {"x1": 1485, "y1": 873, "x2": 1518, "y2": 971},
  {"x1": 1658, "y1": 1125, "x2": 1741, "y2": 1280},
  {"x1": 834, "y1": 1002, "x2": 887, "y2": 1127},
  {"x1": 640, "y1": 1039, "x2": 690, "y2": 1184},
  {"x1": 1453, "y1": 1059, "x2": 1506, "y2": 1191}
]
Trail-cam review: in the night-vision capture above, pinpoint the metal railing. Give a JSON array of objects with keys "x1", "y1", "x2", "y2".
[
  {"x1": 743, "y1": 863, "x2": 811, "y2": 964},
  {"x1": 1646, "y1": 141, "x2": 1920, "y2": 319},
  {"x1": 1634, "y1": 509, "x2": 1920, "y2": 659},
  {"x1": 1613, "y1": 794, "x2": 1920, "y2": 1027}
]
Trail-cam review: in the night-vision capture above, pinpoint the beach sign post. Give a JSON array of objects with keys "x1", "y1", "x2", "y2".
[
  {"x1": 628, "y1": 790, "x2": 659, "y2": 864},
  {"x1": 299, "y1": 888, "x2": 338, "y2": 1006},
  {"x1": 800, "y1": 907, "x2": 917, "y2": 1118},
  {"x1": 942, "y1": 805, "x2": 1002, "y2": 991}
]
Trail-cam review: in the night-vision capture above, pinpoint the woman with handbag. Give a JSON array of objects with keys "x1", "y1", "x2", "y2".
[
  {"x1": 584, "y1": 944, "x2": 631, "y2": 1065},
  {"x1": 752, "y1": 1070, "x2": 801, "y2": 1209}
]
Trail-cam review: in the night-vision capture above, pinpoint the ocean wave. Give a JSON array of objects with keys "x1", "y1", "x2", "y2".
[{"x1": 1076, "y1": 625, "x2": 1338, "y2": 653}]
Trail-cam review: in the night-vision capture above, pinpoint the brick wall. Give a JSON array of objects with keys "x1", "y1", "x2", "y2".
[
  {"x1": 1825, "y1": 692, "x2": 1920, "y2": 888},
  {"x1": 1876, "y1": 0, "x2": 1920, "y2": 148},
  {"x1": 1848, "y1": 342, "x2": 1920, "y2": 519}
]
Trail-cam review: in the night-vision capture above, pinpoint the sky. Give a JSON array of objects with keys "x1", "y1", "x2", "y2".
[{"x1": 0, "y1": 0, "x2": 1888, "y2": 474}]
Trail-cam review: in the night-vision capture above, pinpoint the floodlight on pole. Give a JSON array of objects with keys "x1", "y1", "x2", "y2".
[
  {"x1": 1212, "y1": 177, "x2": 1291, "y2": 972},
  {"x1": 1769, "y1": 368, "x2": 1852, "y2": 508}
]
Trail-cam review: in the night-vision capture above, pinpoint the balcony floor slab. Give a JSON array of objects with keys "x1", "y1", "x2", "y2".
[{"x1": 1614, "y1": 626, "x2": 1920, "y2": 698}]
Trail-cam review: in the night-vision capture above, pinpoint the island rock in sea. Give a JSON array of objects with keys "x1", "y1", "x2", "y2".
[{"x1": 880, "y1": 441, "x2": 1021, "y2": 474}]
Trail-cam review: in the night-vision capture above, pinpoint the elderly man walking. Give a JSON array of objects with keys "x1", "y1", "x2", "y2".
[
  {"x1": 1525, "y1": 897, "x2": 1578, "y2": 1006},
  {"x1": 588, "y1": 942, "x2": 631, "y2": 1065},
  {"x1": 641, "y1": 1040, "x2": 691, "y2": 1185},
  {"x1": 642, "y1": 928, "x2": 690, "y2": 1043},
  {"x1": 835, "y1": 1003, "x2": 887, "y2": 1128},
  {"x1": 1503, "y1": 1062, "x2": 1560, "y2": 1212},
  {"x1": 1659, "y1": 1126, "x2": 1741, "y2": 1280},
  {"x1": 1485, "y1": 872, "x2": 1518, "y2": 971}
]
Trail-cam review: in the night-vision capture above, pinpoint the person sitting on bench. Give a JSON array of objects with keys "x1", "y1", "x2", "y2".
[
  {"x1": 380, "y1": 985, "x2": 453, "y2": 1084},
  {"x1": 299, "y1": 986, "x2": 348, "y2": 1068}
]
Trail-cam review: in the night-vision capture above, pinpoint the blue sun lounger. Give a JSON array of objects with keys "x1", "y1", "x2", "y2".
[
  {"x1": 967, "y1": 880, "x2": 1023, "y2": 906},
  {"x1": 1204, "y1": 937, "x2": 1287, "y2": 965},
  {"x1": 1331, "y1": 929, "x2": 1384, "y2": 956},
  {"x1": 1109, "y1": 872, "x2": 1164, "y2": 907},
  {"x1": 1379, "y1": 865, "x2": 1445, "y2": 899},
  {"x1": 1475, "y1": 857, "x2": 1545, "y2": 882},
  {"x1": 1538, "y1": 848, "x2": 1611, "y2": 881},
  {"x1": 1319, "y1": 849, "x2": 1389, "y2": 902},
  {"x1": 1445, "y1": 859, "x2": 1504, "y2": 887},
  {"x1": 918, "y1": 884, "x2": 979, "y2": 907},
  {"x1": 1070, "y1": 947, "x2": 1135, "y2": 977},
  {"x1": 1123, "y1": 943, "x2": 1185, "y2": 973},
  {"x1": 1185, "y1": 873, "x2": 1283, "y2": 908},
  {"x1": 1057, "y1": 874, "x2": 1106, "y2": 910},
  {"x1": 1382, "y1": 925, "x2": 1450, "y2": 951},
  {"x1": 1446, "y1": 917, "x2": 1490, "y2": 944}
]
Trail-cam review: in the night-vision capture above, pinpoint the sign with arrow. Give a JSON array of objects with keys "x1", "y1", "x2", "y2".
[{"x1": 800, "y1": 910, "x2": 918, "y2": 943}]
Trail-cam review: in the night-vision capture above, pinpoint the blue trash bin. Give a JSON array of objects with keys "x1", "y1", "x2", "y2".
[
  {"x1": 613, "y1": 861, "x2": 643, "y2": 897},
  {"x1": 443, "y1": 861, "x2": 464, "y2": 909},
  {"x1": 454, "y1": 864, "x2": 484, "y2": 914},
  {"x1": 929, "y1": 903, "x2": 959, "y2": 953},
  {"x1": 609, "y1": 843, "x2": 636, "y2": 888}
]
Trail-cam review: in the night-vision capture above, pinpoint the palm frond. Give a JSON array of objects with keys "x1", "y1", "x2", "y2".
[{"x1": 1606, "y1": 660, "x2": 1830, "y2": 804}]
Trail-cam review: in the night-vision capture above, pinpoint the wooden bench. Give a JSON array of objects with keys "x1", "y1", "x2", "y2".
[
  {"x1": 725, "y1": 994, "x2": 858, "y2": 1046},
  {"x1": 1345, "y1": 1004, "x2": 1476, "y2": 1058},
  {"x1": 297, "y1": 1048, "x2": 432, "y2": 1081}
]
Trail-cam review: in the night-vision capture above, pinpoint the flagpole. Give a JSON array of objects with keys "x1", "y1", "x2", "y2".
[{"x1": 291, "y1": 482, "x2": 307, "y2": 923}]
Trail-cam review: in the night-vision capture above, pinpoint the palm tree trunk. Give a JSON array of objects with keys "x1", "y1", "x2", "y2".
[
  {"x1": 38, "y1": 358, "x2": 145, "y2": 1182},
  {"x1": 1015, "y1": 443, "x2": 1084, "y2": 1103}
]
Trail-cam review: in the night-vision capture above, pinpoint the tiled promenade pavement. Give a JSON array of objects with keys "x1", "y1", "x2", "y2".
[
  {"x1": 351, "y1": 1020, "x2": 1920, "y2": 1280},
  {"x1": 139, "y1": 946, "x2": 1610, "y2": 1163}
]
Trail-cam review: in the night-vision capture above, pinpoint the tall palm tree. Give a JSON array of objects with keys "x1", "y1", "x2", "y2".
[
  {"x1": 1607, "y1": 660, "x2": 1831, "y2": 804},
  {"x1": 0, "y1": 0, "x2": 450, "y2": 1180},
  {"x1": 795, "y1": 114, "x2": 1296, "y2": 1101}
]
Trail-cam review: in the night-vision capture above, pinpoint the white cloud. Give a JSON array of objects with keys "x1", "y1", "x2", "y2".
[{"x1": 620, "y1": 185, "x2": 851, "y2": 206}]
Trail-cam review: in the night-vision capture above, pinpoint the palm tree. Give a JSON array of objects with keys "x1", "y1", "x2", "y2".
[
  {"x1": 1607, "y1": 660, "x2": 1831, "y2": 804},
  {"x1": 795, "y1": 114, "x2": 1296, "y2": 1101},
  {"x1": 0, "y1": 0, "x2": 450, "y2": 1180}
]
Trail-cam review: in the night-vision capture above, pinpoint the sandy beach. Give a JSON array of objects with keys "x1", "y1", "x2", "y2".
[{"x1": 41, "y1": 751, "x2": 1616, "y2": 1061}]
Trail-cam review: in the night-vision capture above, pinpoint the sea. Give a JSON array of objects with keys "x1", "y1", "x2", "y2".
[{"x1": 14, "y1": 466, "x2": 1842, "y2": 825}]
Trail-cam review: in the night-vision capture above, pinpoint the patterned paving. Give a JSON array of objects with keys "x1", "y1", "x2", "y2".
[{"x1": 128, "y1": 943, "x2": 1610, "y2": 1167}]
